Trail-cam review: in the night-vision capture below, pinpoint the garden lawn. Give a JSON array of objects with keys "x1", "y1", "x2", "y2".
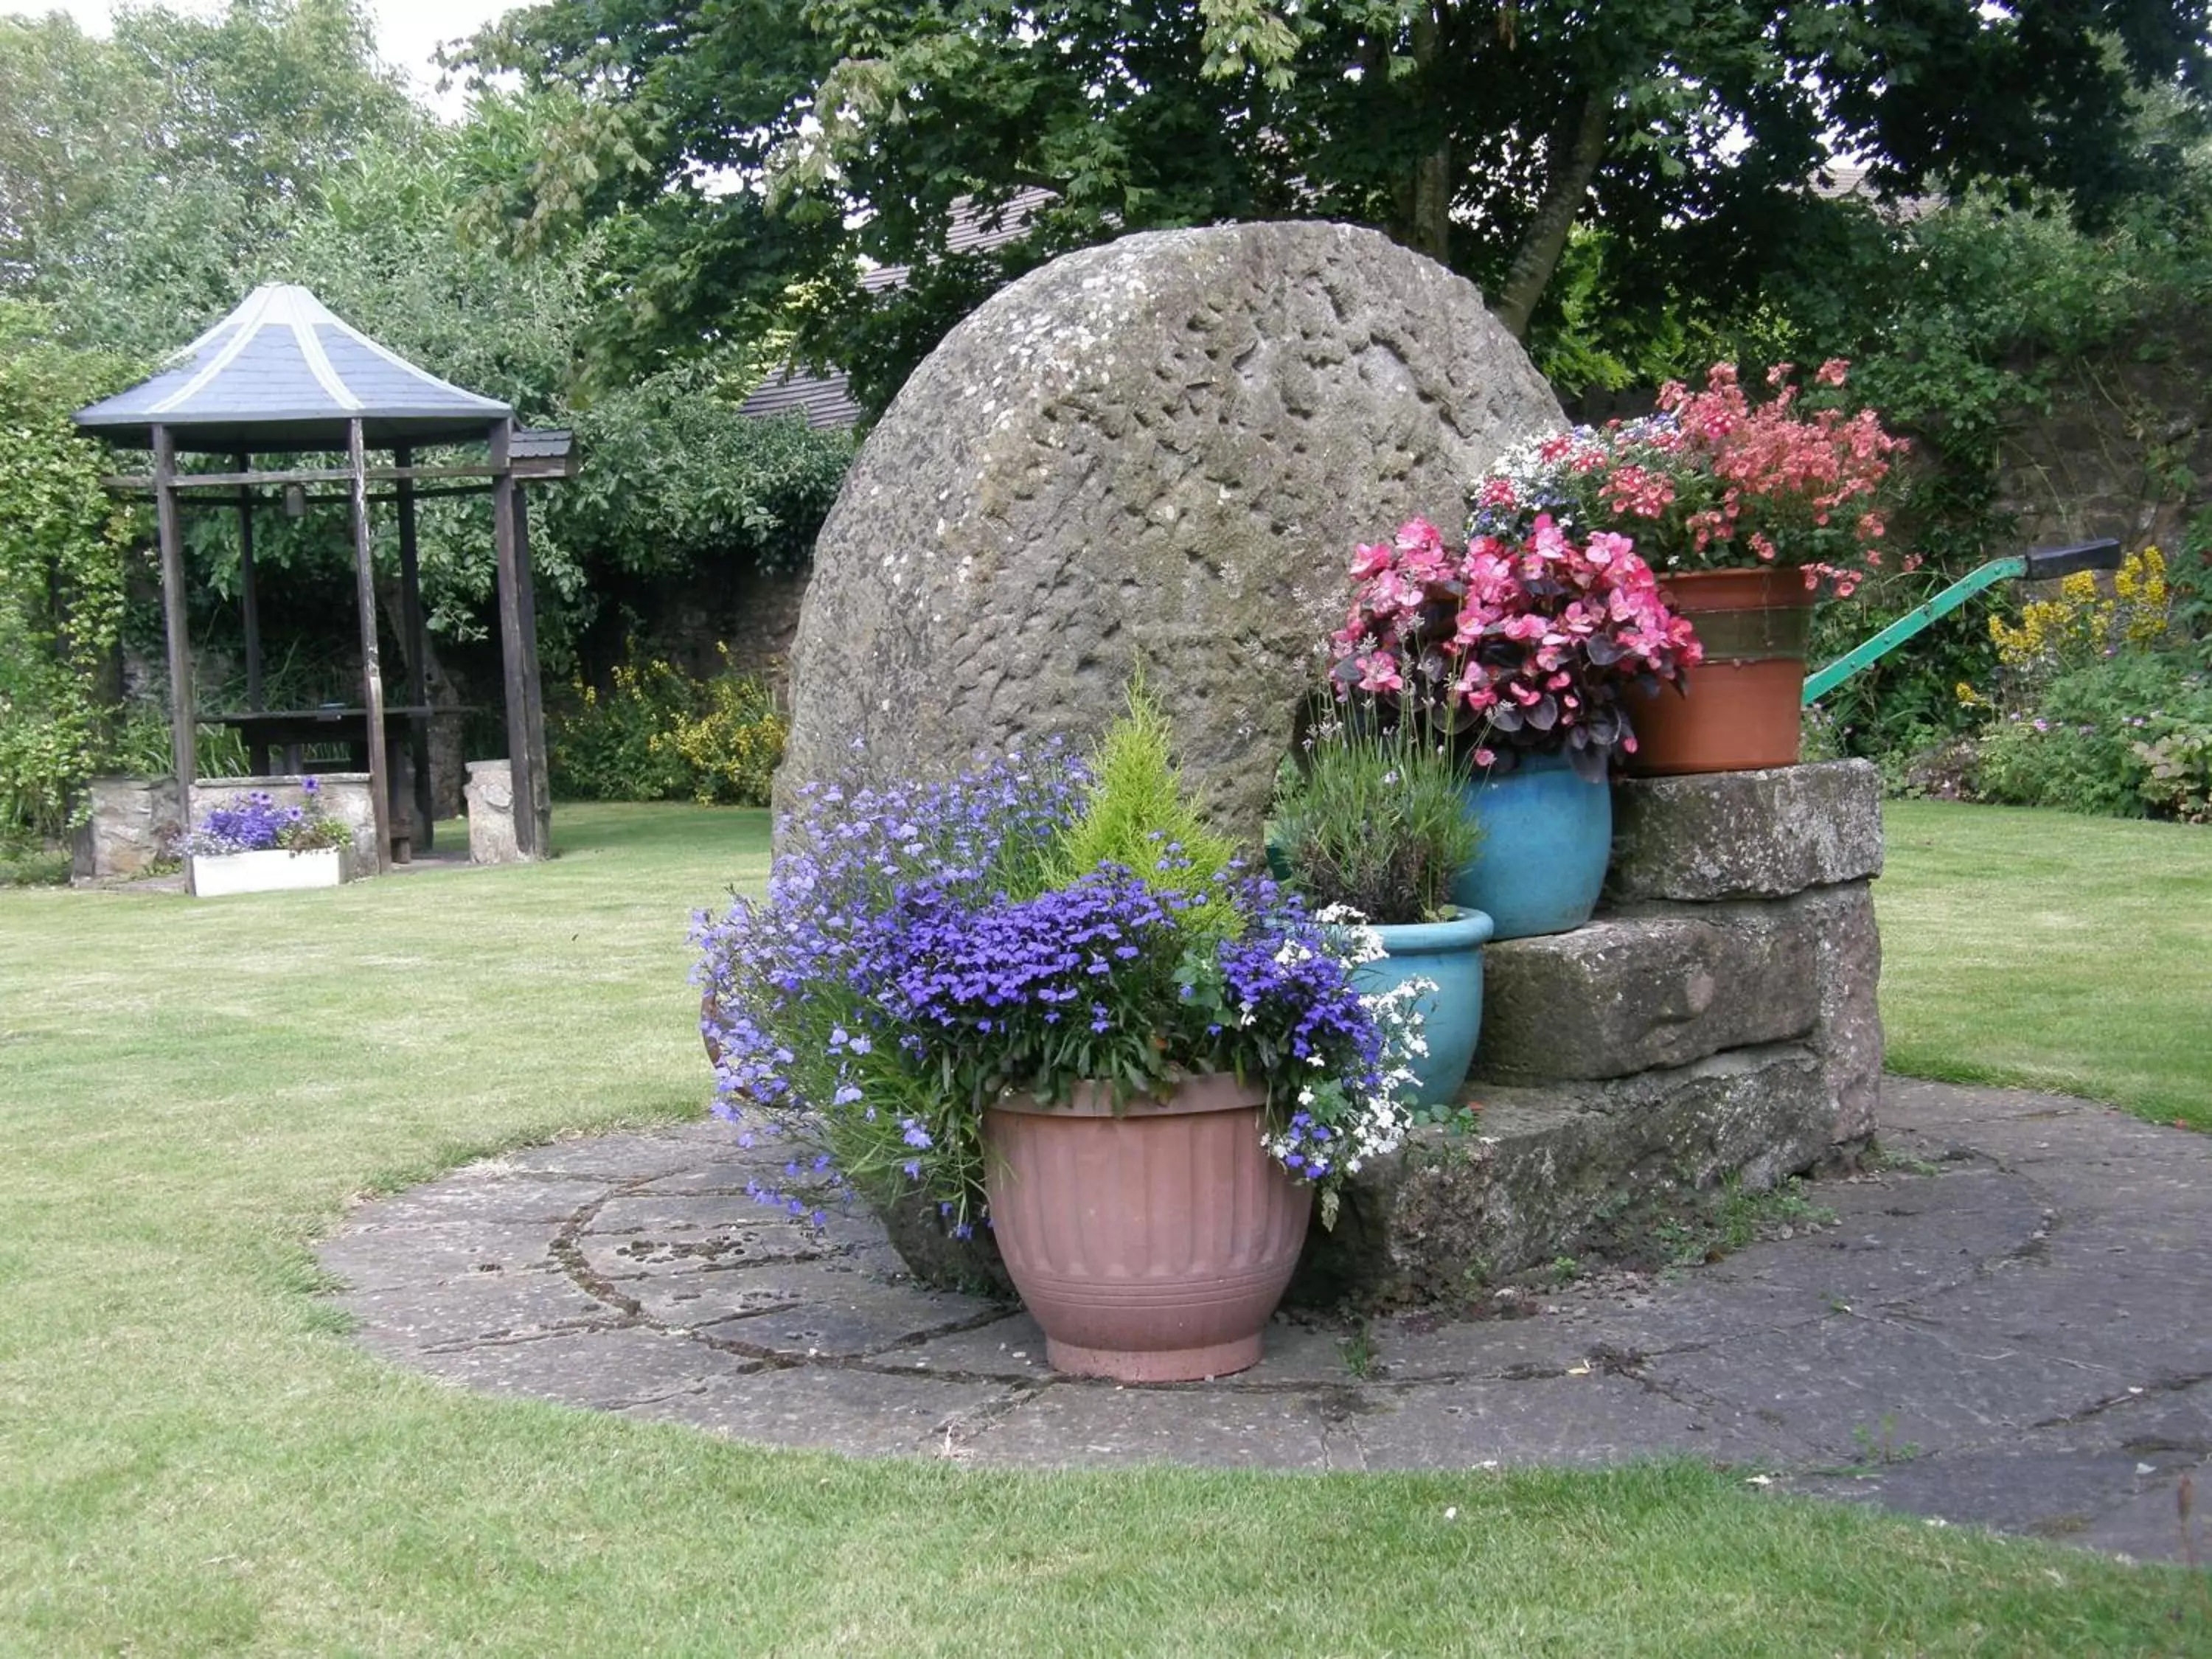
[
  {"x1": 1, "y1": 801, "x2": 2204, "y2": 1657},
  {"x1": 1878, "y1": 799, "x2": 2212, "y2": 1133}
]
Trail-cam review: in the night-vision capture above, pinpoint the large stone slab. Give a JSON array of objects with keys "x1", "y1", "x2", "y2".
[
  {"x1": 1605, "y1": 761, "x2": 1882, "y2": 902},
  {"x1": 1295, "y1": 1045, "x2": 1833, "y2": 1307},
  {"x1": 1472, "y1": 905, "x2": 1820, "y2": 1083},
  {"x1": 72, "y1": 775, "x2": 181, "y2": 880},
  {"x1": 779, "y1": 220, "x2": 1565, "y2": 842}
]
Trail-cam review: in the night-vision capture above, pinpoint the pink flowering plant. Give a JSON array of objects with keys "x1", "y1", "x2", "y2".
[
  {"x1": 1467, "y1": 361, "x2": 1911, "y2": 596},
  {"x1": 1330, "y1": 515, "x2": 1702, "y2": 782}
]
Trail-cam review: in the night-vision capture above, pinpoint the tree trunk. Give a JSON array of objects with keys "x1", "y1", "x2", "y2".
[
  {"x1": 1490, "y1": 89, "x2": 1610, "y2": 341},
  {"x1": 1406, "y1": 4, "x2": 1452, "y2": 264}
]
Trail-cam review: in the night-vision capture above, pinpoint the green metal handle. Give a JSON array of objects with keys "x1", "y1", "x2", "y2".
[{"x1": 1801, "y1": 540, "x2": 2121, "y2": 706}]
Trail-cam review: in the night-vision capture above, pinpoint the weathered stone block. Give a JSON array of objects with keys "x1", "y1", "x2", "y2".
[
  {"x1": 779, "y1": 220, "x2": 1567, "y2": 845},
  {"x1": 1797, "y1": 880, "x2": 1884, "y2": 1147},
  {"x1": 1472, "y1": 907, "x2": 1819, "y2": 1083},
  {"x1": 72, "y1": 775, "x2": 181, "y2": 880},
  {"x1": 465, "y1": 759, "x2": 524, "y2": 865},
  {"x1": 1606, "y1": 760, "x2": 1882, "y2": 902},
  {"x1": 1293, "y1": 1044, "x2": 1832, "y2": 1308}
]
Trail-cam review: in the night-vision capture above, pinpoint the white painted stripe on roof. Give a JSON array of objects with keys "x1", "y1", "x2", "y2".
[
  {"x1": 281, "y1": 291, "x2": 364, "y2": 412},
  {"x1": 150, "y1": 285, "x2": 279, "y2": 414}
]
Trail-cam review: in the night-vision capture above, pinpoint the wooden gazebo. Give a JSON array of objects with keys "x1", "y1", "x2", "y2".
[{"x1": 74, "y1": 284, "x2": 569, "y2": 867}]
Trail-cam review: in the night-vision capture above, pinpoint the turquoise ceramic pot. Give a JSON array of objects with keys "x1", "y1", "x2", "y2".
[
  {"x1": 1351, "y1": 907, "x2": 1496, "y2": 1110},
  {"x1": 1450, "y1": 750, "x2": 1612, "y2": 941}
]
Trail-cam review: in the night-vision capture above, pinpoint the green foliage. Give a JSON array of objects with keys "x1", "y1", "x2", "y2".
[
  {"x1": 655, "y1": 647, "x2": 787, "y2": 807},
  {"x1": 549, "y1": 647, "x2": 784, "y2": 806},
  {"x1": 1270, "y1": 705, "x2": 1481, "y2": 926},
  {"x1": 473, "y1": 1, "x2": 2211, "y2": 411},
  {"x1": 0, "y1": 301, "x2": 139, "y2": 838},
  {"x1": 1975, "y1": 653, "x2": 2212, "y2": 818},
  {"x1": 1048, "y1": 681, "x2": 1240, "y2": 916},
  {"x1": 552, "y1": 372, "x2": 854, "y2": 582}
]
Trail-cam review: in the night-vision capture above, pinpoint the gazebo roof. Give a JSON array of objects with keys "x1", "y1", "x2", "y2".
[{"x1": 74, "y1": 283, "x2": 511, "y2": 452}]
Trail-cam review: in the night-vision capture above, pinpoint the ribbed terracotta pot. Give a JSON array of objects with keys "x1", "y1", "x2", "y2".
[
  {"x1": 1629, "y1": 566, "x2": 1817, "y2": 775},
  {"x1": 983, "y1": 1073, "x2": 1312, "y2": 1382},
  {"x1": 700, "y1": 990, "x2": 723, "y2": 1066}
]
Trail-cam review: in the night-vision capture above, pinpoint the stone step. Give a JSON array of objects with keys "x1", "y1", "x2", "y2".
[
  {"x1": 1606, "y1": 759, "x2": 1882, "y2": 902},
  {"x1": 1472, "y1": 901, "x2": 1821, "y2": 1083},
  {"x1": 1293, "y1": 1042, "x2": 1833, "y2": 1309}
]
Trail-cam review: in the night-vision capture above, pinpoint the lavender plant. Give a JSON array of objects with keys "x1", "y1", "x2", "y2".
[
  {"x1": 694, "y1": 704, "x2": 1427, "y2": 1239},
  {"x1": 179, "y1": 777, "x2": 344, "y2": 856}
]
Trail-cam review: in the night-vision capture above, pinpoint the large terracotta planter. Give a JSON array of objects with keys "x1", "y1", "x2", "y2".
[
  {"x1": 984, "y1": 1073, "x2": 1311, "y2": 1382},
  {"x1": 1629, "y1": 566, "x2": 1817, "y2": 776}
]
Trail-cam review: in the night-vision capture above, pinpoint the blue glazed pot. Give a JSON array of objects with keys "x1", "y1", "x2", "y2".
[
  {"x1": 1351, "y1": 907, "x2": 1496, "y2": 1110},
  {"x1": 1450, "y1": 750, "x2": 1612, "y2": 941}
]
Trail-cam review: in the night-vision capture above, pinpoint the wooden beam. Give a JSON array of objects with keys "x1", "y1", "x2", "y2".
[
  {"x1": 490, "y1": 421, "x2": 541, "y2": 859},
  {"x1": 155, "y1": 463, "x2": 506, "y2": 492},
  {"x1": 394, "y1": 444, "x2": 434, "y2": 854},
  {"x1": 151, "y1": 425, "x2": 196, "y2": 805},
  {"x1": 347, "y1": 420, "x2": 394, "y2": 872},
  {"x1": 104, "y1": 477, "x2": 498, "y2": 503}
]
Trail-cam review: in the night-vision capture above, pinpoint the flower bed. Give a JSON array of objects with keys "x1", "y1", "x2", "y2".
[{"x1": 181, "y1": 778, "x2": 353, "y2": 897}]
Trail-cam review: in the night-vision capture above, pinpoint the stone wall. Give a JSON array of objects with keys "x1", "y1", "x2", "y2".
[{"x1": 1298, "y1": 760, "x2": 1883, "y2": 1307}]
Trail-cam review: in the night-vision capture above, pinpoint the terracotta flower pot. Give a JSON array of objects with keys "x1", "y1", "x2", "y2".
[
  {"x1": 700, "y1": 990, "x2": 723, "y2": 1066},
  {"x1": 1628, "y1": 566, "x2": 1816, "y2": 775},
  {"x1": 984, "y1": 1073, "x2": 1312, "y2": 1382}
]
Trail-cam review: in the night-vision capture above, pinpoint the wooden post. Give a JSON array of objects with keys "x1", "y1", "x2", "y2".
[
  {"x1": 511, "y1": 481, "x2": 552, "y2": 856},
  {"x1": 347, "y1": 419, "x2": 394, "y2": 872},
  {"x1": 151, "y1": 425, "x2": 195, "y2": 796},
  {"x1": 394, "y1": 443, "x2": 434, "y2": 851},
  {"x1": 490, "y1": 420, "x2": 544, "y2": 858},
  {"x1": 235, "y1": 451, "x2": 262, "y2": 710},
  {"x1": 235, "y1": 450, "x2": 269, "y2": 774}
]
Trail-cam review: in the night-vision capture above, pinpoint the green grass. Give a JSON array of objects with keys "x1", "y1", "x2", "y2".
[
  {"x1": 1, "y1": 800, "x2": 2205, "y2": 1655},
  {"x1": 1878, "y1": 799, "x2": 2212, "y2": 1132}
]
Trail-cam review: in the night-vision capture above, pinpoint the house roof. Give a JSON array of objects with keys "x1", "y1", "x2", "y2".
[
  {"x1": 737, "y1": 368, "x2": 865, "y2": 430},
  {"x1": 742, "y1": 188, "x2": 1054, "y2": 429},
  {"x1": 74, "y1": 283, "x2": 512, "y2": 453}
]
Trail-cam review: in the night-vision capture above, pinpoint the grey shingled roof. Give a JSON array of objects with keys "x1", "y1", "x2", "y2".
[
  {"x1": 742, "y1": 188, "x2": 1054, "y2": 429},
  {"x1": 74, "y1": 284, "x2": 511, "y2": 452},
  {"x1": 737, "y1": 368, "x2": 864, "y2": 430}
]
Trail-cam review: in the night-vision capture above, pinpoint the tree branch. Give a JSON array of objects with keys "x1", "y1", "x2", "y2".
[{"x1": 1489, "y1": 88, "x2": 1609, "y2": 341}]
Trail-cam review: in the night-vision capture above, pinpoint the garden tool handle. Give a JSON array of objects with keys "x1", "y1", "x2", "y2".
[{"x1": 2020, "y1": 540, "x2": 2121, "y2": 582}]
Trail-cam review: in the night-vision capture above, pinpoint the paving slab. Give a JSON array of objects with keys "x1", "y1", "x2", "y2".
[
  {"x1": 319, "y1": 1078, "x2": 2212, "y2": 1562},
  {"x1": 963, "y1": 1385, "x2": 1335, "y2": 1470},
  {"x1": 621, "y1": 1366, "x2": 1011, "y2": 1456}
]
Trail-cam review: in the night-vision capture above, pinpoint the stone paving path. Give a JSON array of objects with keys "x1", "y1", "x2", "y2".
[{"x1": 322, "y1": 1078, "x2": 2212, "y2": 1562}]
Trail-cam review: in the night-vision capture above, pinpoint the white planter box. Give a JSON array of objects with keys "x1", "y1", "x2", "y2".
[{"x1": 188, "y1": 846, "x2": 354, "y2": 897}]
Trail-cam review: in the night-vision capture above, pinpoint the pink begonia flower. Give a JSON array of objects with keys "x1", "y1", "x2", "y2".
[
  {"x1": 1356, "y1": 652, "x2": 1403, "y2": 694},
  {"x1": 1816, "y1": 358, "x2": 1850, "y2": 387},
  {"x1": 1349, "y1": 541, "x2": 1394, "y2": 581},
  {"x1": 1394, "y1": 518, "x2": 1446, "y2": 556}
]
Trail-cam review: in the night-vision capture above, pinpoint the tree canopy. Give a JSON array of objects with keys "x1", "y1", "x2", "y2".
[{"x1": 469, "y1": 0, "x2": 2212, "y2": 415}]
